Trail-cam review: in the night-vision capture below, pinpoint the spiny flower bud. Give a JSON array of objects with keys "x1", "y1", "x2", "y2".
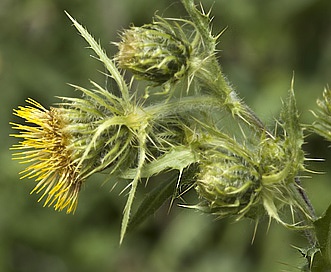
[
  {"x1": 116, "y1": 19, "x2": 191, "y2": 84},
  {"x1": 196, "y1": 151, "x2": 262, "y2": 219}
]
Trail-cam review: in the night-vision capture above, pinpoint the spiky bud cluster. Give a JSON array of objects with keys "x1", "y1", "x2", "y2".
[
  {"x1": 117, "y1": 18, "x2": 191, "y2": 84},
  {"x1": 191, "y1": 90, "x2": 307, "y2": 225}
]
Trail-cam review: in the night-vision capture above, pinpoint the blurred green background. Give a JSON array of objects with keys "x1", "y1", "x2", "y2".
[{"x1": 1, "y1": 0, "x2": 331, "y2": 271}]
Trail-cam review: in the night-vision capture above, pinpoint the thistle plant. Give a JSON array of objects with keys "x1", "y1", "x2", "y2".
[{"x1": 10, "y1": 0, "x2": 331, "y2": 270}]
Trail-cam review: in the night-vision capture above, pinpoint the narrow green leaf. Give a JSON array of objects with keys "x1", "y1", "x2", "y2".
[
  {"x1": 120, "y1": 174, "x2": 140, "y2": 244},
  {"x1": 120, "y1": 133, "x2": 147, "y2": 244},
  {"x1": 127, "y1": 173, "x2": 178, "y2": 233}
]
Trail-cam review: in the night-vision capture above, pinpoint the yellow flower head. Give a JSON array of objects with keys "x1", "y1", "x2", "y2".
[{"x1": 10, "y1": 98, "x2": 82, "y2": 213}]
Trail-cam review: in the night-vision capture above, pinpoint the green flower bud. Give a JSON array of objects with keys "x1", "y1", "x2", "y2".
[
  {"x1": 117, "y1": 19, "x2": 191, "y2": 84},
  {"x1": 196, "y1": 151, "x2": 262, "y2": 219}
]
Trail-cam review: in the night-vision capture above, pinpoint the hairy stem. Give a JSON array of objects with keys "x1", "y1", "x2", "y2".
[
  {"x1": 293, "y1": 177, "x2": 318, "y2": 247},
  {"x1": 181, "y1": 0, "x2": 271, "y2": 137}
]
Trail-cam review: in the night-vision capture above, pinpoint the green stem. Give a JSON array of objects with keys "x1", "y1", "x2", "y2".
[
  {"x1": 292, "y1": 178, "x2": 318, "y2": 247},
  {"x1": 194, "y1": 56, "x2": 273, "y2": 137},
  {"x1": 181, "y1": 0, "x2": 271, "y2": 137},
  {"x1": 294, "y1": 177, "x2": 317, "y2": 221},
  {"x1": 145, "y1": 95, "x2": 221, "y2": 118}
]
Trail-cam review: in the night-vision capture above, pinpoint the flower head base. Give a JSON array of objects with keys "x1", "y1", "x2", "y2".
[
  {"x1": 196, "y1": 151, "x2": 261, "y2": 219},
  {"x1": 117, "y1": 17, "x2": 191, "y2": 84},
  {"x1": 10, "y1": 99, "x2": 82, "y2": 213}
]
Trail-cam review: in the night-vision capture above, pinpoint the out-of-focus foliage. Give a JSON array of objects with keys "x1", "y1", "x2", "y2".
[
  {"x1": 312, "y1": 204, "x2": 331, "y2": 271},
  {"x1": 1, "y1": 0, "x2": 330, "y2": 271}
]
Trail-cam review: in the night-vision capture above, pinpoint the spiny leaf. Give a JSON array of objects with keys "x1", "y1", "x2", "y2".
[
  {"x1": 279, "y1": 79, "x2": 304, "y2": 178},
  {"x1": 281, "y1": 78, "x2": 303, "y2": 149},
  {"x1": 65, "y1": 11, "x2": 129, "y2": 101},
  {"x1": 180, "y1": 0, "x2": 215, "y2": 54}
]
